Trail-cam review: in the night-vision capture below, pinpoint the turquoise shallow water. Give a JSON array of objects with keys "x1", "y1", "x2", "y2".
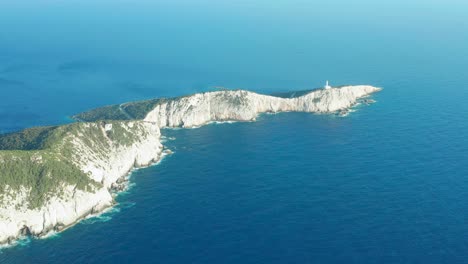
[{"x1": 1, "y1": 0, "x2": 468, "y2": 263}]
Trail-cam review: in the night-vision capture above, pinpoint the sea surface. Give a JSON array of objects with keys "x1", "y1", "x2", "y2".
[{"x1": 1, "y1": 0, "x2": 468, "y2": 263}]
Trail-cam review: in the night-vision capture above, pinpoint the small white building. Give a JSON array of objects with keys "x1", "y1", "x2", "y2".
[
  {"x1": 104, "y1": 123, "x2": 113, "y2": 132},
  {"x1": 324, "y1": 80, "x2": 332, "y2": 89}
]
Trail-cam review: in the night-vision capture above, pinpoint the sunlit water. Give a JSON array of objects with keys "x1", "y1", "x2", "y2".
[{"x1": 1, "y1": 1, "x2": 468, "y2": 263}]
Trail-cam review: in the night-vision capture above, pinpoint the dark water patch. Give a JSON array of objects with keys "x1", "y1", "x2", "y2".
[
  {"x1": 57, "y1": 61, "x2": 96, "y2": 74},
  {"x1": 1, "y1": 64, "x2": 42, "y2": 74},
  {"x1": 118, "y1": 81, "x2": 157, "y2": 96},
  {"x1": 0, "y1": 78, "x2": 27, "y2": 88},
  {"x1": 57, "y1": 59, "x2": 110, "y2": 74}
]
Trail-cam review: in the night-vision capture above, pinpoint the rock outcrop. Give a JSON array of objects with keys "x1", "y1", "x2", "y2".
[
  {"x1": 0, "y1": 85, "x2": 381, "y2": 246},
  {"x1": 144, "y1": 86, "x2": 380, "y2": 127},
  {"x1": 0, "y1": 121, "x2": 163, "y2": 245}
]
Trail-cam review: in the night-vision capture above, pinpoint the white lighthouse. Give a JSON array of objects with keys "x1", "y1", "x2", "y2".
[{"x1": 324, "y1": 80, "x2": 331, "y2": 89}]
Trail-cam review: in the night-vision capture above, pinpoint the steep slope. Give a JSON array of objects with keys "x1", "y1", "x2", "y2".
[
  {"x1": 74, "y1": 86, "x2": 381, "y2": 126},
  {"x1": 144, "y1": 86, "x2": 380, "y2": 127},
  {"x1": 1, "y1": 85, "x2": 381, "y2": 246},
  {"x1": 0, "y1": 121, "x2": 163, "y2": 244}
]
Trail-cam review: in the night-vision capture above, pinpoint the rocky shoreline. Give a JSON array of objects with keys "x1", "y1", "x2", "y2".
[{"x1": 0, "y1": 85, "x2": 381, "y2": 247}]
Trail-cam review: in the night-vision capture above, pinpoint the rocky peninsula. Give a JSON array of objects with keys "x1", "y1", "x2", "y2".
[{"x1": 0, "y1": 85, "x2": 381, "y2": 246}]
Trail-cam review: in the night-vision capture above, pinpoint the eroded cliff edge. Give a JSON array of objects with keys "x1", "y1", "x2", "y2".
[
  {"x1": 0, "y1": 121, "x2": 163, "y2": 245},
  {"x1": 0, "y1": 85, "x2": 381, "y2": 246}
]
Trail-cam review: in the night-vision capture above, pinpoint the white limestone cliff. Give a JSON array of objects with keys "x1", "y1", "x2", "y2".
[
  {"x1": 0, "y1": 85, "x2": 380, "y2": 246},
  {"x1": 0, "y1": 121, "x2": 163, "y2": 245},
  {"x1": 144, "y1": 86, "x2": 381, "y2": 127}
]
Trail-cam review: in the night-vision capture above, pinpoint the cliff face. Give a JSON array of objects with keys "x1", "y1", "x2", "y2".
[
  {"x1": 0, "y1": 121, "x2": 162, "y2": 244},
  {"x1": 143, "y1": 86, "x2": 381, "y2": 128},
  {"x1": 0, "y1": 85, "x2": 381, "y2": 246},
  {"x1": 67, "y1": 122, "x2": 163, "y2": 188}
]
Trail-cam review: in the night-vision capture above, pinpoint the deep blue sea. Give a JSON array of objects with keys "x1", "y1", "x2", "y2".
[{"x1": 1, "y1": 0, "x2": 468, "y2": 263}]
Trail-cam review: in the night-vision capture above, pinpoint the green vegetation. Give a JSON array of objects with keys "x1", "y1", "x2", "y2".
[
  {"x1": 0, "y1": 150, "x2": 98, "y2": 209},
  {"x1": 70, "y1": 94, "x2": 190, "y2": 122},
  {"x1": 106, "y1": 123, "x2": 143, "y2": 146},
  {"x1": 270, "y1": 86, "x2": 349, "y2": 99},
  {"x1": 72, "y1": 91, "x2": 256, "y2": 123},
  {"x1": 72, "y1": 96, "x2": 189, "y2": 122},
  {"x1": 0, "y1": 121, "x2": 145, "y2": 209},
  {"x1": 0, "y1": 126, "x2": 59, "y2": 150},
  {"x1": 73, "y1": 88, "x2": 346, "y2": 122},
  {"x1": 214, "y1": 91, "x2": 250, "y2": 106},
  {"x1": 270, "y1": 89, "x2": 316, "y2": 98},
  {"x1": 122, "y1": 98, "x2": 170, "y2": 120},
  {"x1": 73, "y1": 104, "x2": 130, "y2": 122}
]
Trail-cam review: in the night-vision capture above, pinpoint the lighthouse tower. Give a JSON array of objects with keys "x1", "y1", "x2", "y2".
[{"x1": 324, "y1": 80, "x2": 332, "y2": 89}]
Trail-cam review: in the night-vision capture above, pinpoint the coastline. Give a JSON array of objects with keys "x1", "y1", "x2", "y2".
[
  {"x1": 0, "y1": 85, "x2": 381, "y2": 248},
  {"x1": 0, "y1": 147, "x2": 172, "y2": 249}
]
